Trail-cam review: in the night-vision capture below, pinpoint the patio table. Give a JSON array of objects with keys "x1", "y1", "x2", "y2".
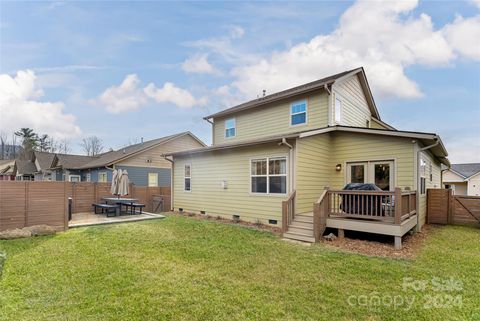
[{"x1": 101, "y1": 197, "x2": 139, "y2": 216}]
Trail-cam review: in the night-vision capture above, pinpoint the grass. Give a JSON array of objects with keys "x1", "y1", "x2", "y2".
[{"x1": 0, "y1": 215, "x2": 479, "y2": 321}]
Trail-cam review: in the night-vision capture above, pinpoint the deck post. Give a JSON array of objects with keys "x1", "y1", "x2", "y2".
[
  {"x1": 338, "y1": 229, "x2": 345, "y2": 238},
  {"x1": 394, "y1": 187, "x2": 402, "y2": 225},
  {"x1": 394, "y1": 236, "x2": 402, "y2": 250}
]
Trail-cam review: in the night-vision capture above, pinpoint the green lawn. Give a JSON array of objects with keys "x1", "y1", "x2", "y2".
[{"x1": 0, "y1": 215, "x2": 479, "y2": 321}]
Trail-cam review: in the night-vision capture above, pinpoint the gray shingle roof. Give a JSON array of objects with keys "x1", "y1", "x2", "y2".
[
  {"x1": 204, "y1": 68, "x2": 364, "y2": 120},
  {"x1": 15, "y1": 160, "x2": 37, "y2": 175},
  {"x1": 450, "y1": 163, "x2": 480, "y2": 178},
  {"x1": 34, "y1": 151, "x2": 56, "y2": 170},
  {"x1": 54, "y1": 153, "x2": 98, "y2": 169},
  {"x1": 75, "y1": 132, "x2": 193, "y2": 169}
]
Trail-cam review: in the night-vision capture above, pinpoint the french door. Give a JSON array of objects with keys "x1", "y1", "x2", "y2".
[{"x1": 346, "y1": 161, "x2": 394, "y2": 191}]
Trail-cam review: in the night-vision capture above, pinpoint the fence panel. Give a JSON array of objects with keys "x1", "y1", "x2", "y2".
[
  {"x1": 453, "y1": 196, "x2": 480, "y2": 225},
  {"x1": 427, "y1": 189, "x2": 480, "y2": 226},
  {"x1": 427, "y1": 189, "x2": 450, "y2": 224},
  {"x1": 0, "y1": 181, "x2": 171, "y2": 232}
]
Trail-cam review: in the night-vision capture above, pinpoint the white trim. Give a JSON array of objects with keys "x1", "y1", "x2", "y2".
[
  {"x1": 334, "y1": 97, "x2": 342, "y2": 124},
  {"x1": 344, "y1": 159, "x2": 396, "y2": 191},
  {"x1": 224, "y1": 118, "x2": 236, "y2": 138},
  {"x1": 249, "y1": 155, "x2": 288, "y2": 196},
  {"x1": 68, "y1": 174, "x2": 81, "y2": 182},
  {"x1": 98, "y1": 171, "x2": 108, "y2": 183},
  {"x1": 289, "y1": 100, "x2": 308, "y2": 127},
  {"x1": 184, "y1": 163, "x2": 191, "y2": 192}
]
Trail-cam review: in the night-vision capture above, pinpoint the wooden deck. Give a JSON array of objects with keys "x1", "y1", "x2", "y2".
[{"x1": 282, "y1": 187, "x2": 418, "y2": 249}]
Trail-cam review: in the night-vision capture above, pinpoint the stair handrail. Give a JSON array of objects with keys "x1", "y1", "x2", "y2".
[
  {"x1": 282, "y1": 190, "x2": 296, "y2": 233},
  {"x1": 313, "y1": 187, "x2": 330, "y2": 242}
]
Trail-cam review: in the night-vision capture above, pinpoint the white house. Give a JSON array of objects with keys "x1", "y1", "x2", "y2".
[{"x1": 443, "y1": 163, "x2": 480, "y2": 196}]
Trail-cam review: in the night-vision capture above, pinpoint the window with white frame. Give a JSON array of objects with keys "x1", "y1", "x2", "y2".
[
  {"x1": 69, "y1": 175, "x2": 81, "y2": 182},
  {"x1": 98, "y1": 172, "x2": 108, "y2": 183},
  {"x1": 86, "y1": 173, "x2": 91, "y2": 182},
  {"x1": 184, "y1": 164, "x2": 191, "y2": 191},
  {"x1": 225, "y1": 118, "x2": 236, "y2": 138},
  {"x1": 335, "y1": 98, "x2": 342, "y2": 123},
  {"x1": 290, "y1": 101, "x2": 307, "y2": 126},
  {"x1": 148, "y1": 173, "x2": 158, "y2": 187},
  {"x1": 251, "y1": 157, "x2": 287, "y2": 194}
]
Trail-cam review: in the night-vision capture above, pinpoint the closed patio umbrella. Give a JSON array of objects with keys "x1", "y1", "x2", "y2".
[
  {"x1": 118, "y1": 170, "x2": 130, "y2": 197},
  {"x1": 110, "y1": 169, "x2": 119, "y2": 195}
]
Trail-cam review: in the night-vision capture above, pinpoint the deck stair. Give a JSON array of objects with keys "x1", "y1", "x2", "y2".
[{"x1": 283, "y1": 212, "x2": 317, "y2": 243}]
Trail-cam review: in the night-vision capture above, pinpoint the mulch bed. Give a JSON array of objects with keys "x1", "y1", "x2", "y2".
[{"x1": 321, "y1": 225, "x2": 437, "y2": 259}]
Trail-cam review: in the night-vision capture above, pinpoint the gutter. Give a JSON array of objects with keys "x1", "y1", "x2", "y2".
[
  {"x1": 163, "y1": 156, "x2": 174, "y2": 211},
  {"x1": 416, "y1": 137, "x2": 440, "y2": 232},
  {"x1": 279, "y1": 138, "x2": 295, "y2": 193}
]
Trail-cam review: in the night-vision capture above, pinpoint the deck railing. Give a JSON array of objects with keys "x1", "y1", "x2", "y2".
[
  {"x1": 281, "y1": 190, "x2": 296, "y2": 233},
  {"x1": 327, "y1": 187, "x2": 417, "y2": 224},
  {"x1": 313, "y1": 187, "x2": 329, "y2": 242}
]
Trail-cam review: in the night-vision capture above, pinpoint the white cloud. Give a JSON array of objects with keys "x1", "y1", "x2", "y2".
[
  {"x1": 93, "y1": 74, "x2": 207, "y2": 113},
  {"x1": 95, "y1": 74, "x2": 148, "y2": 113},
  {"x1": 0, "y1": 70, "x2": 81, "y2": 138},
  {"x1": 229, "y1": 26, "x2": 245, "y2": 39},
  {"x1": 226, "y1": 0, "x2": 478, "y2": 100},
  {"x1": 443, "y1": 15, "x2": 480, "y2": 60},
  {"x1": 144, "y1": 82, "x2": 207, "y2": 108},
  {"x1": 182, "y1": 54, "x2": 217, "y2": 74}
]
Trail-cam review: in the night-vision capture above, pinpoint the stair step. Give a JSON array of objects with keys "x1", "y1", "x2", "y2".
[
  {"x1": 289, "y1": 221, "x2": 313, "y2": 229},
  {"x1": 294, "y1": 215, "x2": 313, "y2": 223},
  {"x1": 287, "y1": 225, "x2": 313, "y2": 236},
  {"x1": 283, "y1": 232, "x2": 315, "y2": 243}
]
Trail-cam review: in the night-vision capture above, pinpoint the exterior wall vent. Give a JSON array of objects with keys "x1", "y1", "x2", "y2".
[
  {"x1": 200, "y1": 210, "x2": 206, "y2": 215},
  {"x1": 179, "y1": 208, "x2": 184, "y2": 212},
  {"x1": 268, "y1": 219, "x2": 277, "y2": 225},
  {"x1": 232, "y1": 214, "x2": 240, "y2": 222}
]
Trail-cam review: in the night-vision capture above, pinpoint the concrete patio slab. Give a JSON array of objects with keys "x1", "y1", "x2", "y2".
[{"x1": 69, "y1": 211, "x2": 165, "y2": 228}]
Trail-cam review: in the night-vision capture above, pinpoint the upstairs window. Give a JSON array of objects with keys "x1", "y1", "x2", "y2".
[
  {"x1": 225, "y1": 118, "x2": 236, "y2": 138},
  {"x1": 335, "y1": 98, "x2": 342, "y2": 123},
  {"x1": 184, "y1": 164, "x2": 191, "y2": 191},
  {"x1": 290, "y1": 101, "x2": 307, "y2": 126}
]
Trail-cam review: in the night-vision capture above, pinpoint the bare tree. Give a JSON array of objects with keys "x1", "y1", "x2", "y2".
[
  {"x1": 80, "y1": 136, "x2": 104, "y2": 156},
  {"x1": 56, "y1": 137, "x2": 71, "y2": 154}
]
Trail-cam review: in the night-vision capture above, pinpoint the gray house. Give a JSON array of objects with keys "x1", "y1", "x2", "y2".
[{"x1": 74, "y1": 132, "x2": 205, "y2": 187}]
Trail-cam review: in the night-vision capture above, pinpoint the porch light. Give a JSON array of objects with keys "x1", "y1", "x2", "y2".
[{"x1": 335, "y1": 164, "x2": 342, "y2": 171}]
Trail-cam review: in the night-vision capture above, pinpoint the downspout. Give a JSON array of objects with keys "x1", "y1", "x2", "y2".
[
  {"x1": 324, "y1": 83, "x2": 333, "y2": 126},
  {"x1": 163, "y1": 156, "x2": 174, "y2": 211},
  {"x1": 416, "y1": 138, "x2": 439, "y2": 232},
  {"x1": 205, "y1": 118, "x2": 215, "y2": 145},
  {"x1": 279, "y1": 138, "x2": 294, "y2": 193}
]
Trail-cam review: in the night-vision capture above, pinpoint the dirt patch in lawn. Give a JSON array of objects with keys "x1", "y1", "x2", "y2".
[{"x1": 321, "y1": 225, "x2": 438, "y2": 259}]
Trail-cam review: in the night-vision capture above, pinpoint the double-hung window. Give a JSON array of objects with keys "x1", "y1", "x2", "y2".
[
  {"x1": 251, "y1": 157, "x2": 287, "y2": 194},
  {"x1": 290, "y1": 101, "x2": 307, "y2": 126},
  {"x1": 225, "y1": 118, "x2": 236, "y2": 138},
  {"x1": 184, "y1": 164, "x2": 191, "y2": 191},
  {"x1": 98, "y1": 172, "x2": 108, "y2": 183}
]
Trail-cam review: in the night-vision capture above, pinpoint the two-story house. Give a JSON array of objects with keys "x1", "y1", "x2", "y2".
[{"x1": 166, "y1": 68, "x2": 449, "y2": 249}]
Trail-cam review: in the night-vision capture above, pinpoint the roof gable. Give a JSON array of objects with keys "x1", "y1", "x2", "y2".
[{"x1": 204, "y1": 67, "x2": 380, "y2": 120}]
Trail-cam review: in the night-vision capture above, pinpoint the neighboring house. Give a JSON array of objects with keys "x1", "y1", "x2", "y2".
[
  {"x1": 166, "y1": 67, "x2": 449, "y2": 247},
  {"x1": 49, "y1": 153, "x2": 99, "y2": 182},
  {"x1": 14, "y1": 160, "x2": 36, "y2": 181},
  {"x1": 0, "y1": 160, "x2": 16, "y2": 181},
  {"x1": 443, "y1": 163, "x2": 480, "y2": 196},
  {"x1": 33, "y1": 151, "x2": 57, "y2": 181},
  {"x1": 73, "y1": 132, "x2": 205, "y2": 187}
]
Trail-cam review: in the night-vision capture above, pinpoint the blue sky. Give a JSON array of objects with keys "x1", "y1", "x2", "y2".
[{"x1": 0, "y1": 0, "x2": 479, "y2": 163}]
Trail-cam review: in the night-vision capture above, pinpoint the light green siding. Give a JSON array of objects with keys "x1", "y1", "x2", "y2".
[
  {"x1": 332, "y1": 75, "x2": 371, "y2": 127},
  {"x1": 418, "y1": 150, "x2": 442, "y2": 227},
  {"x1": 370, "y1": 118, "x2": 390, "y2": 129},
  {"x1": 329, "y1": 133, "x2": 415, "y2": 190},
  {"x1": 295, "y1": 134, "x2": 331, "y2": 213},
  {"x1": 213, "y1": 91, "x2": 328, "y2": 145},
  {"x1": 173, "y1": 143, "x2": 291, "y2": 226}
]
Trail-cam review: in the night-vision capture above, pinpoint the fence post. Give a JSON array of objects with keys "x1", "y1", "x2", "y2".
[
  {"x1": 447, "y1": 189, "x2": 454, "y2": 225},
  {"x1": 24, "y1": 181, "x2": 28, "y2": 228},
  {"x1": 394, "y1": 187, "x2": 402, "y2": 224}
]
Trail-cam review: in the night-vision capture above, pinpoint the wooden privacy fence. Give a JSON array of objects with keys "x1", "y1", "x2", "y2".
[
  {"x1": 427, "y1": 189, "x2": 480, "y2": 226},
  {"x1": 0, "y1": 181, "x2": 171, "y2": 232}
]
